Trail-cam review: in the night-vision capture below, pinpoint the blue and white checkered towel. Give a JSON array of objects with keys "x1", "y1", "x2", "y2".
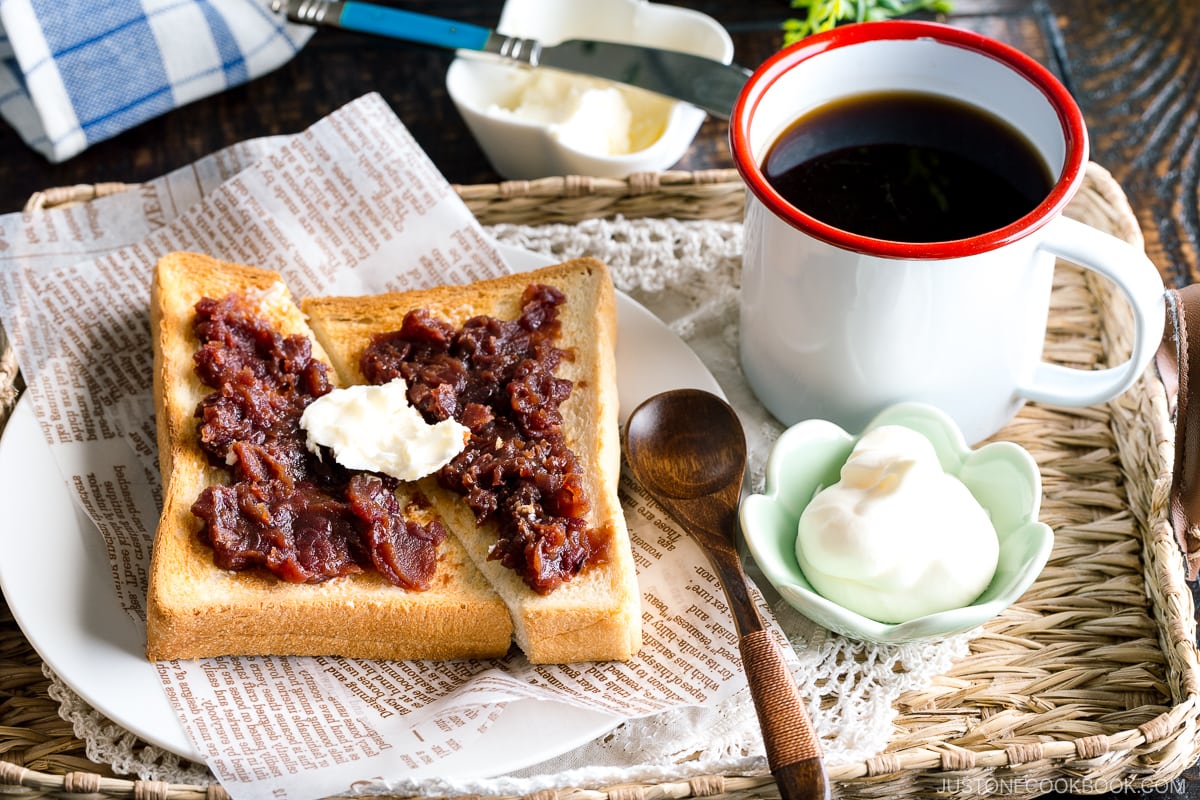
[{"x1": 0, "y1": 0, "x2": 313, "y2": 163}]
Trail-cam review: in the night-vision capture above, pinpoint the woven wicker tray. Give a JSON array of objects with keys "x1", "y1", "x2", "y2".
[{"x1": 2, "y1": 163, "x2": 1198, "y2": 800}]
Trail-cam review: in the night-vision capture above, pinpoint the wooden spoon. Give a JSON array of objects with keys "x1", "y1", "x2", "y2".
[{"x1": 625, "y1": 389, "x2": 830, "y2": 800}]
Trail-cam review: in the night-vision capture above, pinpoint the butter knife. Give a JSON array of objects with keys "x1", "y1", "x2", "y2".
[{"x1": 271, "y1": 0, "x2": 751, "y2": 119}]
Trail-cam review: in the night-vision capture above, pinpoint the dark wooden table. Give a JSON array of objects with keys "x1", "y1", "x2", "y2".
[
  {"x1": 1, "y1": 0, "x2": 1197, "y2": 292},
  {"x1": 0, "y1": 1, "x2": 1197, "y2": 798}
]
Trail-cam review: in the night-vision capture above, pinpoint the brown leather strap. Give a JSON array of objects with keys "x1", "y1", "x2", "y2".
[{"x1": 1155, "y1": 284, "x2": 1200, "y2": 580}]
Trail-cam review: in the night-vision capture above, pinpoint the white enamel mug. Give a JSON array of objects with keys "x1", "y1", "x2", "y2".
[{"x1": 730, "y1": 21, "x2": 1166, "y2": 444}]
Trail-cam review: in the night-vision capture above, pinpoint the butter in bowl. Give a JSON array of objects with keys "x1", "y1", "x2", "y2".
[
  {"x1": 446, "y1": 0, "x2": 734, "y2": 179},
  {"x1": 740, "y1": 402, "x2": 1053, "y2": 644}
]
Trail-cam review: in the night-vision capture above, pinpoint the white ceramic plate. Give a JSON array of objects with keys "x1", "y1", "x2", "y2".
[{"x1": 0, "y1": 245, "x2": 721, "y2": 776}]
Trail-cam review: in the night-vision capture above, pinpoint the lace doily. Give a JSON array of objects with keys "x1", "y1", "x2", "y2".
[{"x1": 48, "y1": 215, "x2": 976, "y2": 792}]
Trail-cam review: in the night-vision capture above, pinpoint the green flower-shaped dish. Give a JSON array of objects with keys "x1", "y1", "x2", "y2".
[{"x1": 740, "y1": 402, "x2": 1053, "y2": 643}]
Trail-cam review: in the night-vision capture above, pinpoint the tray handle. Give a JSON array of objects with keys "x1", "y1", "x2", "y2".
[{"x1": 1156, "y1": 285, "x2": 1200, "y2": 580}]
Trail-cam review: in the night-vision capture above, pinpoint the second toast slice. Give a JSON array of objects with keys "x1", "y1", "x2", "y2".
[{"x1": 303, "y1": 258, "x2": 642, "y2": 663}]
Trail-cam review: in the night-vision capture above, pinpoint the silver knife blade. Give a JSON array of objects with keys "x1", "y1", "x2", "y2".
[
  {"x1": 272, "y1": 0, "x2": 751, "y2": 119},
  {"x1": 507, "y1": 38, "x2": 752, "y2": 119}
]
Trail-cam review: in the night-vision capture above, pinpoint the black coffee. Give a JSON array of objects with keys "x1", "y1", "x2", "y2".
[{"x1": 762, "y1": 91, "x2": 1055, "y2": 243}]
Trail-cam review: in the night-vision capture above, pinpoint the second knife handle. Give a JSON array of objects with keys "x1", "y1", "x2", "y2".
[{"x1": 277, "y1": 0, "x2": 494, "y2": 52}]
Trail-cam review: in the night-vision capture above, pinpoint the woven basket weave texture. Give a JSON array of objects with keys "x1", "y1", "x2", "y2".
[{"x1": 1, "y1": 163, "x2": 1197, "y2": 800}]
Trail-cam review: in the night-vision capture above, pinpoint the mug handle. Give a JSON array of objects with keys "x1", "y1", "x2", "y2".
[{"x1": 1016, "y1": 215, "x2": 1167, "y2": 406}]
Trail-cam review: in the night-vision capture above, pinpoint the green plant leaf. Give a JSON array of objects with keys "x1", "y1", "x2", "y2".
[{"x1": 782, "y1": 0, "x2": 952, "y2": 47}]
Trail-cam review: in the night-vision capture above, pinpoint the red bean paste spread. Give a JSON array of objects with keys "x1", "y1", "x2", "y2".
[
  {"x1": 188, "y1": 291, "x2": 445, "y2": 590},
  {"x1": 360, "y1": 283, "x2": 607, "y2": 595}
]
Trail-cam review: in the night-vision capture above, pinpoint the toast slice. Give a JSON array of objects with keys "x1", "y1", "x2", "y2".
[
  {"x1": 146, "y1": 251, "x2": 513, "y2": 661},
  {"x1": 303, "y1": 258, "x2": 642, "y2": 663}
]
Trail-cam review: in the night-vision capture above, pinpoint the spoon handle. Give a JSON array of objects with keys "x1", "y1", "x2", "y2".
[
  {"x1": 741, "y1": 629, "x2": 830, "y2": 800},
  {"x1": 713, "y1": 546, "x2": 829, "y2": 800}
]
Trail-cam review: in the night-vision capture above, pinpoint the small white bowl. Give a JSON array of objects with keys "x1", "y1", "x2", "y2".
[
  {"x1": 446, "y1": 0, "x2": 734, "y2": 179},
  {"x1": 740, "y1": 402, "x2": 1054, "y2": 644}
]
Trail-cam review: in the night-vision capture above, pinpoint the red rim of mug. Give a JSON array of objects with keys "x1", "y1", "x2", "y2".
[{"x1": 729, "y1": 20, "x2": 1089, "y2": 260}]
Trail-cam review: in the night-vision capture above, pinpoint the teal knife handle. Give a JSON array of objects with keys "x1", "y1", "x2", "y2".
[
  {"x1": 280, "y1": 0, "x2": 487, "y2": 51},
  {"x1": 275, "y1": 1, "x2": 543, "y2": 63},
  {"x1": 334, "y1": 1, "x2": 492, "y2": 50}
]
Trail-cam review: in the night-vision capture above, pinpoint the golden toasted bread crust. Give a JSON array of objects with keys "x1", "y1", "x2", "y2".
[
  {"x1": 145, "y1": 252, "x2": 513, "y2": 661},
  {"x1": 303, "y1": 258, "x2": 642, "y2": 663}
]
